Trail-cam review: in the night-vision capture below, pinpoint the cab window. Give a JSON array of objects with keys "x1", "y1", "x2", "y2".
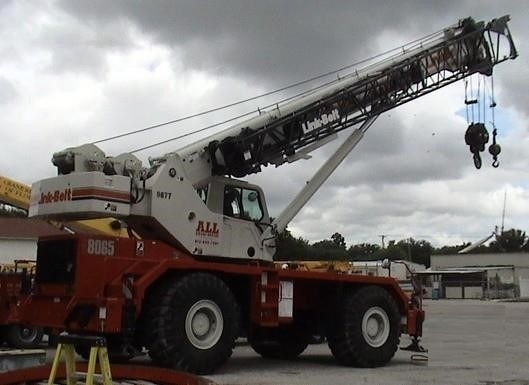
[
  {"x1": 241, "y1": 189, "x2": 263, "y2": 221},
  {"x1": 196, "y1": 186, "x2": 208, "y2": 204},
  {"x1": 224, "y1": 186, "x2": 263, "y2": 221},
  {"x1": 224, "y1": 187, "x2": 242, "y2": 217}
]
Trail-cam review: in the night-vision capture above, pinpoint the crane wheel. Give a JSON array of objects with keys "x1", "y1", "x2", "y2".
[
  {"x1": 249, "y1": 325, "x2": 310, "y2": 360},
  {"x1": 4, "y1": 324, "x2": 44, "y2": 349},
  {"x1": 327, "y1": 285, "x2": 400, "y2": 367},
  {"x1": 144, "y1": 272, "x2": 240, "y2": 375}
]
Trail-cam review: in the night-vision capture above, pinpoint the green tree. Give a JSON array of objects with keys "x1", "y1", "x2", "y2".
[
  {"x1": 523, "y1": 236, "x2": 529, "y2": 252},
  {"x1": 398, "y1": 238, "x2": 432, "y2": 267},
  {"x1": 331, "y1": 232, "x2": 346, "y2": 250},
  {"x1": 348, "y1": 243, "x2": 381, "y2": 261},
  {"x1": 378, "y1": 240, "x2": 406, "y2": 261},
  {"x1": 436, "y1": 243, "x2": 470, "y2": 255},
  {"x1": 311, "y1": 233, "x2": 348, "y2": 260},
  {"x1": 490, "y1": 228, "x2": 527, "y2": 252},
  {"x1": 345, "y1": 237, "x2": 434, "y2": 266},
  {"x1": 275, "y1": 228, "x2": 310, "y2": 261}
]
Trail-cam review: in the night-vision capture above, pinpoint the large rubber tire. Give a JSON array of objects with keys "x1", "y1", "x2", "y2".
[
  {"x1": 327, "y1": 286, "x2": 400, "y2": 368},
  {"x1": 145, "y1": 273, "x2": 240, "y2": 375},
  {"x1": 249, "y1": 325, "x2": 310, "y2": 360},
  {"x1": 4, "y1": 324, "x2": 44, "y2": 349}
]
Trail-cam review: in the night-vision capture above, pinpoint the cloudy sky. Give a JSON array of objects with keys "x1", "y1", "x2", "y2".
[{"x1": 1, "y1": 0, "x2": 528, "y2": 248}]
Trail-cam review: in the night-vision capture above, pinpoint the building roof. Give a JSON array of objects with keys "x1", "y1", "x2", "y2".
[
  {"x1": 0, "y1": 218, "x2": 67, "y2": 239},
  {"x1": 416, "y1": 266, "x2": 516, "y2": 275},
  {"x1": 416, "y1": 269, "x2": 485, "y2": 275},
  {"x1": 431, "y1": 252, "x2": 529, "y2": 268}
]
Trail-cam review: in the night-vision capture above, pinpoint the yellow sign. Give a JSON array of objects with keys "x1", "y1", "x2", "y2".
[{"x1": 0, "y1": 176, "x2": 31, "y2": 210}]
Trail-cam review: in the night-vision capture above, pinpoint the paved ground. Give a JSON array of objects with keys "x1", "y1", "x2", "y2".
[
  {"x1": 205, "y1": 300, "x2": 529, "y2": 385},
  {"x1": 36, "y1": 300, "x2": 529, "y2": 385}
]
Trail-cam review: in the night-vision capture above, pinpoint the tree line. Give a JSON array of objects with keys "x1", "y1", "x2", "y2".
[{"x1": 276, "y1": 228, "x2": 529, "y2": 268}]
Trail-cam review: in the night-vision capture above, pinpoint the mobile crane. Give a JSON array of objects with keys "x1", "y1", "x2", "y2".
[
  {"x1": 0, "y1": 175, "x2": 131, "y2": 348},
  {"x1": 20, "y1": 15, "x2": 516, "y2": 374}
]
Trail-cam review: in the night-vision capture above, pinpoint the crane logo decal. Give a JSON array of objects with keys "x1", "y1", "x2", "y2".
[
  {"x1": 38, "y1": 188, "x2": 72, "y2": 204},
  {"x1": 38, "y1": 187, "x2": 130, "y2": 205},
  {"x1": 301, "y1": 108, "x2": 340, "y2": 134}
]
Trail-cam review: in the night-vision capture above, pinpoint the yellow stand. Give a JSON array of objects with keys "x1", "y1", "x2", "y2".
[{"x1": 47, "y1": 335, "x2": 112, "y2": 385}]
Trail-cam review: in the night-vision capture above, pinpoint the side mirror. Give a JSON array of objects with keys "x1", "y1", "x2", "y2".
[{"x1": 381, "y1": 258, "x2": 391, "y2": 269}]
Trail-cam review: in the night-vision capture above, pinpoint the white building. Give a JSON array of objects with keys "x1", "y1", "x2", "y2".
[
  {"x1": 0, "y1": 218, "x2": 65, "y2": 267},
  {"x1": 419, "y1": 253, "x2": 529, "y2": 299}
]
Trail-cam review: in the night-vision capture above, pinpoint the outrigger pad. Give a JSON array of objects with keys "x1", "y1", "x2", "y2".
[{"x1": 401, "y1": 338, "x2": 427, "y2": 353}]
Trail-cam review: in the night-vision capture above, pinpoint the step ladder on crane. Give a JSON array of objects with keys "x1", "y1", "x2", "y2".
[{"x1": 0, "y1": 334, "x2": 213, "y2": 385}]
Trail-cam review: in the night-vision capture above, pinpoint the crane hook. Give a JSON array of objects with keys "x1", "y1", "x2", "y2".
[
  {"x1": 488, "y1": 128, "x2": 501, "y2": 168},
  {"x1": 465, "y1": 123, "x2": 489, "y2": 169},
  {"x1": 473, "y1": 153, "x2": 482, "y2": 169}
]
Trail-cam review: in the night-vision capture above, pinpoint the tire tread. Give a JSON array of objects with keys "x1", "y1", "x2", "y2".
[
  {"x1": 143, "y1": 273, "x2": 239, "y2": 374},
  {"x1": 327, "y1": 285, "x2": 400, "y2": 368}
]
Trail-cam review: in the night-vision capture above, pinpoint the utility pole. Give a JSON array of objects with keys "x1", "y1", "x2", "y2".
[
  {"x1": 501, "y1": 190, "x2": 507, "y2": 233},
  {"x1": 379, "y1": 234, "x2": 386, "y2": 249}
]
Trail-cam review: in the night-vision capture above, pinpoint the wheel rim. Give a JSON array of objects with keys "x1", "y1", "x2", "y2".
[
  {"x1": 18, "y1": 326, "x2": 38, "y2": 343},
  {"x1": 185, "y1": 300, "x2": 224, "y2": 350},
  {"x1": 361, "y1": 306, "x2": 390, "y2": 348}
]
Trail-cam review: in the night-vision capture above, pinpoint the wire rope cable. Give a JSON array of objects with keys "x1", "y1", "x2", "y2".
[{"x1": 90, "y1": 24, "x2": 450, "y2": 151}]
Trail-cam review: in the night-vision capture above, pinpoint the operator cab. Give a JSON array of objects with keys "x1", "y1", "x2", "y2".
[{"x1": 196, "y1": 176, "x2": 270, "y2": 225}]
